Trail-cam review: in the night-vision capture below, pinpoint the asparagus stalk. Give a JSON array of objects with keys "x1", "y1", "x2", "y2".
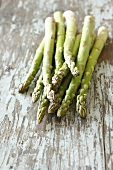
[
  {"x1": 57, "y1": 15, "x2": 95, "y2": 117},
  {"x1": 37, "y1": 69, "x2": 55, "y2": 124},
  {"x1": 52, "y1": 33, "x2": 82, "y2": 92},
  {"x1": 47, "y1": 11, "x2": 65, "y2": 101},
  {"x1": 48, "y1": 72, "x2": 72, "y2": 113},
  {"x1": 37, "y1": 92, "x2": 48, "y2": 124},
  {"x1": 54, "y1": 11, "x2": 65, "y2": 71},
  {"x1": 37, "y1": 17, "x2": 56, "y2": 123},
  {"x1": 32, "y1": 73, "x2": 43, "y2": 103},
  {"x1": 63, "y1": 10, "x2": 79, "y2": 76},
  {"x1": 42, "y1": 17, "x2": 56, "y2": 99},
  {"x1": 18, "y1": 38, "x2": 44, "y2": 93},
  {"x1": 76, "y1": 26, "x2": 108, "y2": 118}
]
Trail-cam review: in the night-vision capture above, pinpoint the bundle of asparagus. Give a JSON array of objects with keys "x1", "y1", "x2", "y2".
[{"x1": 18, "y1": 10, "x2": 108, "y2": 124}]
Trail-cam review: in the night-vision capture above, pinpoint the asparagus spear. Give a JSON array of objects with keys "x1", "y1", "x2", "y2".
[
  {"x1": 47, "y1": 11, "x2": 65, "y2": 101},
  {"x1": 76, "y1": 26, "x2": 108, "y2": 118},
  {"x1": 37, "y1": 92, "x2": 48, "y2": 124},
  {"x1": 57, "y1": 15, "x2": 95, "y2": 117},
  {"x1": 52, "y1": 33, "x2": 82, "y2": 92},
  {"x1": 37, "y1": 69, "x2": 55, "y2": 124},
  {"x1": 48, "y1": 72, "x2": 72, "y2": 113},
  {"x1": 63, "y1": 10, "x2": 79, "y2": 76},
  {"x1": 42, "y1": 17, "x2": 56, "y2": 99},
  {"x1": 32, "y1": 73, "x2": 43, "y2": 103},
  {"x1": 18, "y1": 38, "x2": 44, "y2": 93},
  {"x1": 54, "y1": 11, "x2": 65, "y2": 71}
]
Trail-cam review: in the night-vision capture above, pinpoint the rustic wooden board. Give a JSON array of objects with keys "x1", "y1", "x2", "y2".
[{"x1": 0, "y1": 0, "x2": 113, "y2": 169}]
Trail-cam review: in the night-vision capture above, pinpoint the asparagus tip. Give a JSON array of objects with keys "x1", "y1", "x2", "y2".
[
  {"x1": 18, "y1": 83, "x2": 28, "y2": 93},
  {"x1": 32, "y1": 97, "x2": 36, "y2": 103},
  {"x1": 76, "y1": 94, "x2": 87, "y2": 118},
  {"x1": 57, "y1": 109, "x2": 66, "y2": 117},
  {"x1": 32, "y1": 92, "x2": 40, "y2": 103},
  {"x1": 37, "y1": 119, "x2": 41, "y2": 124},
  {"x1": 48, "y1": 102, "x2": 60, "y2": 114},
  {"x1": 78, "y1": 107, "x2": 87, "y2": 119}
]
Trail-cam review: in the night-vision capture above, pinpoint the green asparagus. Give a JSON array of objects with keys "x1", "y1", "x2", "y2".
[
  {"x1": 76, "y1": 26, "x2": 108, "y2": 118},
  {"x1": 47, "y1": 11, "x2": 65, "y2": 101},
  {"x1": 48, "y1": 72, "x2": 72, "y2": 113},
  {"x1": 18, "y1": 38, "x2": 44, "y2": 93},
  {"x1": 37, "y1": 92, "x2": 48, "y2": 124},
  {"x1": 32, "y1": 73, "x2": 43, "y2": 103},
  {"x1": 63, "y1": 10, "x2": 79, "y2": 76},
  {"x1": 54, "y1": 11, "x2": 65, "y2": 71},
  {"x1": 42, "y1": 17, "x2": 56, "y2": 100},
  {"x1": 37, "y1": 68, "x2": 55, "y2": 124},
  {"x1": 57, "y1": 15, "x2": 95, "y2": 117}
]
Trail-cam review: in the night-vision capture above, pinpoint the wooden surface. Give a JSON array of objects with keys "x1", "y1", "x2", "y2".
[{"x1": 0, "y1": 0, "x2": 113, "y2": 169}]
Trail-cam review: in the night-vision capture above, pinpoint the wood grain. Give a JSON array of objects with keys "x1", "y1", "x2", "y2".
[{"x1": 0, "y1": 0, "x2": 113, "y2": 169}]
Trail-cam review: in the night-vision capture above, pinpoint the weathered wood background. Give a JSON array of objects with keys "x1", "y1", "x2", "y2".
[{"x1": 0, "y1": 0, "x2": 113, "y2": 169}]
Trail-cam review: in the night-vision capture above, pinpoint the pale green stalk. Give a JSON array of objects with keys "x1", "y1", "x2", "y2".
[
  {"x1": 18, "y1": 38, "x2": 44, "y2": 93},
  {"x1": 76, "y1": 26, "x2": 108, "y2": 118},
  {"x1": 42, "y1": 17, "x2": 56, "y2": 99},
  {"x1": 63, "y1": 10, "x2": 79, "y2": 76},
  {"x1": 32, "y1": 73, "x2": 43, "y2": 103}
]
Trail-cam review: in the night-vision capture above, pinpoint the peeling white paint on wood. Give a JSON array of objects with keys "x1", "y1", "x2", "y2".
[{"x1": 0, "y1": 0, "x2": 113, "y2": 169}]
